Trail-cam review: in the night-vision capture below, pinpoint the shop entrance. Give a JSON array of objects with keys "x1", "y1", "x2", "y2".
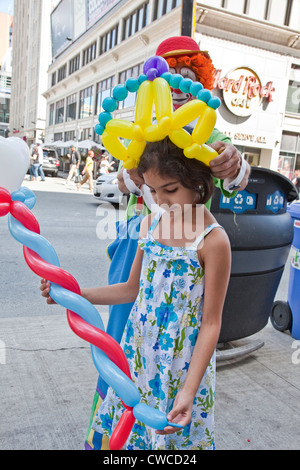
[{"x1": 236, "y1": 146, "x2": 261, "y2": 166}]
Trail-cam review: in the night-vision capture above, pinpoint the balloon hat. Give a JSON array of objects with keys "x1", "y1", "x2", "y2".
[{"x1": 95, "y1": 56, "x2": 221, "y2": 170}]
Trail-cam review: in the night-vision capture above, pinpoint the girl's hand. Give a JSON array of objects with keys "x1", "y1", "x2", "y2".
[
  {"x1": 155, "y1": 390, "x2": 193, "y2": 435},
  {"x1": 40, "y1": 278, "x2": 56, "y2": 305}
]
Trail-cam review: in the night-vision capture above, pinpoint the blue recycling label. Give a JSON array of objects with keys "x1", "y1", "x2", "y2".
[
  {"x1": 266, "y1": 190, "x2": 285, "y2": 213},
  {"x1": 219, "y1": 189, "x2": 257, "y2": 214}
]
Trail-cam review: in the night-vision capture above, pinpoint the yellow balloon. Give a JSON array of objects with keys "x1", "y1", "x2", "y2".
[
  {"x1": 102, "y1": 130, "x2": 128, "y2": 161},
  {"x1": 171, "y1": 100, "x2": 207, "y2": 130},
  {"x1": 169, "y1": 129, "x2": 193, "y2": 149},
  {"x1": 106, "y1": 119, "x2": 134, "y2": 140},
  {"x1": 127, "y1": 140, "x2": 146, "y2": 160},
  {"x1": 153, "y1": 77, "x2": 172, "y2": 122},
  {"x1": 144, "y1": 123, "x2": 168, "y2": 142},
  {"x1": 132, "y1": 124, "x2": 144, "y2": 142},
  {"x1": 123, "y1": 156, "x2": 139, "y2": 170},
  {"x1": 184, "y1": 143, "x2": 218, "y2": 166},
  {"x1": 192, "y1": 107, "x2": 217, "y2": 145},
  {"x1": 135, "y1": 80, "x2": 154, "y2": 129}
]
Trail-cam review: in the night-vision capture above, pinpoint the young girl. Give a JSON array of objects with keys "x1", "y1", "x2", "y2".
[{"x1": 41, "y1": 138, "x2": 231, "y2": 450}]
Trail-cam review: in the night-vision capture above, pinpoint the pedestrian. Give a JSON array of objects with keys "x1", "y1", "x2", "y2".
[
  {"x1": 29, "y1": 146, "x2": 38, "y2": 181},
  {"x1": 292, "y1": 169, "x2": 300, "y2": 199},
  {"x1": 77, "y1": 150, "x2": 94, "y2": 193},
  {"x1": 36, "y1": 142, "x2": 45, "y2": 181},
  {"x1": 40, "y1": 137, "x2": 231, "y2": 450},
  {"x1": 30, "y1": 143, "x2": 45, "y2": 181},
  {"x1": 100, "y1": 153, "x2": 115, "y2": 174},
  {"x1": 66, "y1": 145, "x2": 81, "y2": 184}
]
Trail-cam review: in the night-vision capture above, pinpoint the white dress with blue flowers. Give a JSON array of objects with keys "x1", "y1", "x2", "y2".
[{"x1": 92, "y1": 212, "x2": 222, "y2": 450}]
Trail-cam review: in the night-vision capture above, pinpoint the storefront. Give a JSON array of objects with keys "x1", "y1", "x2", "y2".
[{"x1": 198, "y1": 34, "x2": 299, "y2": 174}]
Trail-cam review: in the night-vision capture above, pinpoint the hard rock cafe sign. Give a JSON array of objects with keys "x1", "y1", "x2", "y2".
[{"x1": 214, "y1": 67, "x2": 275, "y2": 117}]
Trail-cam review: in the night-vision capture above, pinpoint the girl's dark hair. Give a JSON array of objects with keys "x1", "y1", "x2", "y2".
[{"x1": 138, "y1": 138, "x2": 214, "y2": 205}]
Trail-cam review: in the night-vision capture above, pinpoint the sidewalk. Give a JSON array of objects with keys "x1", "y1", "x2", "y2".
[{"x1": 22, "y1": 171, "x2": 94, "y2": 195}]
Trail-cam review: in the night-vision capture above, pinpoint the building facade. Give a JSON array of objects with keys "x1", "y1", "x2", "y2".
[
  {"x1": 0, "y1": 12, "x2": 13, "y2": 137},
  {"x1": 42, "y1": 0, "x2": 300, "y2": 174},
  {"x1": 10, "y1": 0, "x2": 55, "y2": 146}
]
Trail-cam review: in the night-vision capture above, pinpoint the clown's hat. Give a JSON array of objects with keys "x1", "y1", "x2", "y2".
[{"x1": 156, "y1": 36, "x2": 201, "y2": 58}]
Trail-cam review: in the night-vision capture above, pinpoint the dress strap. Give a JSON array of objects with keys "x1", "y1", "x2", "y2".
[
  {"x1": 189, "y1": 223, "x2": 223, "y2": 250},
  {"x1": 148, "y1": 209, "x2": 164, "y2": 235}
]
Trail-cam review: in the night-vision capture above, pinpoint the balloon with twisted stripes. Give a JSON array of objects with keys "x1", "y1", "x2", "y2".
[{"x1": 0, "y1": 186, "x2": 182, "y2": 450}]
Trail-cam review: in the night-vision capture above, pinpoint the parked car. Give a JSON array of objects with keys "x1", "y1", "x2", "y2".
[
  {"x1": 93, "y1": 171, "x2": 125, "y2": 204},
  {"x1": 42, "y1": 148, "x2": 60, "y2": 177}
]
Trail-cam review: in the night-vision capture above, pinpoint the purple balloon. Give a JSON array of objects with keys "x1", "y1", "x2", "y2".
[
  {"x1": 146, "y1": 68, "x2": 159, "y2": 81},
  {"x1": 143, "y1": 56, "x2": 169, "y2": 78}
]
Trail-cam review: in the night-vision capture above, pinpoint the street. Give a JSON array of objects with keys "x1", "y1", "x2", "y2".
[{"x1": 0, "y1": 187, "x2": 125, "y2": 319}]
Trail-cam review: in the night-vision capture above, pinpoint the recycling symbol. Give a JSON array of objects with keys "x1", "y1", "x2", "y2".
[{"x1": 234, "y1": 194, "x2": 244, "y2": 205}]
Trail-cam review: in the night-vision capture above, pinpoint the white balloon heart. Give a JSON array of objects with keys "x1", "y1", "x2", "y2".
[{"x1": 0, "y1": 137, "x2": 30, "y2": 193}]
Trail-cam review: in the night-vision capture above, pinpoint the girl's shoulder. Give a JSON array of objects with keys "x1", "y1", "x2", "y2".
[{"x1": 197, "y1": 208, "x2": 231, "y2": 265}]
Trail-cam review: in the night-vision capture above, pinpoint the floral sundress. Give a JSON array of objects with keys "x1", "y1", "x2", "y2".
[{"x1": 92, "y1": 211, "x2": 222, "y2": 450}]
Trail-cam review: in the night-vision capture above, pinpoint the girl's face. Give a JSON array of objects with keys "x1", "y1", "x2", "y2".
[{"x1": 143, "y1": 168, "x2": 198, "y2": 210}]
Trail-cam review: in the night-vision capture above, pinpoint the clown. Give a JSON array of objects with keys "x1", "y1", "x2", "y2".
[{"x1": 85, "y1": 37, "x2": 250, "y2": 451}]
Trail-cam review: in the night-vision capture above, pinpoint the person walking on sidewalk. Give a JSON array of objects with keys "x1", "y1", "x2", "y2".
[
  {"x1": 36, "y1": 143, "x2": 45, "y2": 181},
  {"x1": 66, "y1": 146, "x2": 81, "y2": 184},
  {"x1": 77, "y1": 150, "x2": 94, "y2": 192}
]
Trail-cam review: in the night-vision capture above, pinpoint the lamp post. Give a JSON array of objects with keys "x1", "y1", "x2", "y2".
[{"x1": 181, "y1": 0, "x2": 196, "y2": 37}]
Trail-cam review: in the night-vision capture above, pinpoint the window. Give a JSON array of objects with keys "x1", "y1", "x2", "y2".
[
  {"x1": 65, "y1": 130, "x2": 75, "y2": 141},
  {"x1": 69, "y1": 54, "x2": 80, "y2": 75},
  {"x1": 51, "y1": 72, "x2": 56, "y2": 87},
  {"x1": 79, "y1": 86, "x2": 93, "y2": 119},
  {"x1": 153, "y1": 0, "x2": 181, "y2": 20},
  {"x1": 279, "y1": 132, "x2": 300, "y2": 176},
  {"x1": 99, "y1": 25, "x2": 119, "y2": 55},
  {"x1": 49, "y1": 103, "x2": 54, "y2": 126},
  {"x1": 54, "y1": 132, "x2": 63, "y2": 142},
  {"x1": 286, "y1": 65, "x2": 300, "y2": 115},
  {"x1": 82, "y1": 42, "x2": 97, "y2": 67},
  {"x1": 0, "y1": 97, "x2": 10, "y2": 123},
  {"x1": 95, "y1": 76, "x2": 115, "y2": 116},
  {"x1": 118, "y1": 64, "x2": 143, "y2": 109},
  {"x1": 57, "y1": 64, "x2": 67, "y2": 83},
  {"x1": 55, "y1": 99, "x2": 65, "y2": 124},
  {"x1": 247, "y1": 0, "x2": 268, "y2": 21},
  {"x1": 123, "y1": 2, "x2": 149, "y2": 40},
  {"x1": 66, "y1": 93, "x2": 77, "y2": 121}
]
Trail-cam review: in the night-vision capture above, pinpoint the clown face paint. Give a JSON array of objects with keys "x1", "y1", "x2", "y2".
[{"x1": 169, "y1": 66, "x2": 197, "y2": 109}]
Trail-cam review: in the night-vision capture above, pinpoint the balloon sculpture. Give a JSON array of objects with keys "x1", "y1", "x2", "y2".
[
  {"x1": 0, "y1": 136, "x2": 181, "y2": 451},
  {"x1": 95, "y1": 55, "x2": 220, "y2": 170}
]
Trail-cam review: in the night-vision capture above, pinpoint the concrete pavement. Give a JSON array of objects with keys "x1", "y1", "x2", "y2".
[{"x1": 0, "y1": 174, "x2": 299, "y2": 450}]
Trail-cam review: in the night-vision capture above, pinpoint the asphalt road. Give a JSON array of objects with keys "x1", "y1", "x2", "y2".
[{"x1": 0, "y1": 189, "x2": 125, "y2": 319}]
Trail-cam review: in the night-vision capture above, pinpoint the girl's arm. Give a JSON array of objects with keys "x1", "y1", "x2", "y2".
[
  {"x1": 40, "y1": 214, "x2": 153, "y2": 306},
  {"x1": 81, "y1": 244, "x2": 143, "y2": 305},
  {"x1": 158, "y1": 227, "x2": 231, "y2": 434},
  {"x1": 40, "y1": 241, "x2": 144, "y2": 306}
]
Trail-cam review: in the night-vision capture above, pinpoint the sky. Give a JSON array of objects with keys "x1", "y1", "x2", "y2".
[{"x1": 0, "y1": 0, "x2": 14, "y2": 15}]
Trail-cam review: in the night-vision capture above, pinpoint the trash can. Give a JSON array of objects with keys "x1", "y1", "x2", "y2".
[
  {"x1": 210, "y1": 167, "x2": 298, "y2": 344},
  {"x1": 271, "y1": 202, "x2": 300, "y2": 339}
]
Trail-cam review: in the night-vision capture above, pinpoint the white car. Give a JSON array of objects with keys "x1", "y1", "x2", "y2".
[{"x1": 93, "y1": 171, "x2": 125, "y2": 204}]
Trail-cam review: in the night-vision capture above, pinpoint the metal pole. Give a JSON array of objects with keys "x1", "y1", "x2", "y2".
[{"x1": 181, "y1": 0, "x2": 196, "y2": 38}]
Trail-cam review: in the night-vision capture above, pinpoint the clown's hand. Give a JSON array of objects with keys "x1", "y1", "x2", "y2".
[{"x1": 209, "y1": 141, "x2": 251, "y2": 191}]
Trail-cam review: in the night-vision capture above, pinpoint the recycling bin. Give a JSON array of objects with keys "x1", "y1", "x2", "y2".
[
  {"x1": 285, "y1": 203, "x2": 300, "y2": 339},
  {"x1": 210, "y1": 167, "x2": 298, "y2": 343}
]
